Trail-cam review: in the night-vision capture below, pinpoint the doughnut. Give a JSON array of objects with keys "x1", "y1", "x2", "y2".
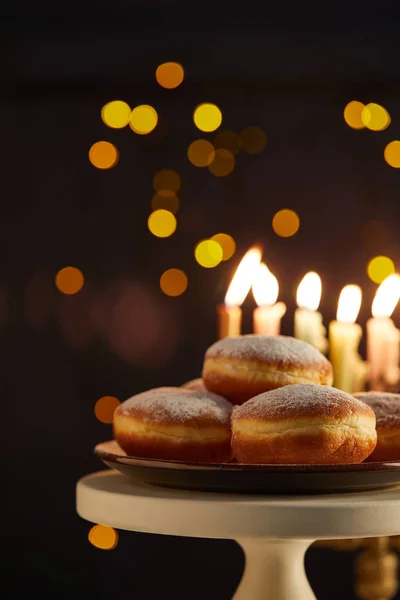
[
  {"x1": 113, "y1": 386, "x2": 233, "y2": 463},
  {"x1": 181, "y1": 378, "x2": 207, "y2": 392},
  {"x1": 202, "y1": 335, "x2": 333, "y2": 405},
  {"x1": 231, "y1": 383, "x2": 377, "y2": 464},
  {"x1": 354, "y1": 392, "x2": 400, "y2": 461}
]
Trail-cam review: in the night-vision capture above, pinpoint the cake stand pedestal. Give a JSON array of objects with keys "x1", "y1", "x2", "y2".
[{"x1": 76, "y1": 470, "x2": 400, "y2": 600}]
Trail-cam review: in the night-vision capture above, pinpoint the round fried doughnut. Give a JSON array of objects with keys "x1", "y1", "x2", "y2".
[
  {"x1": 231, "y1": 383, "x2": 377, "y2": 464},
  {"x1": 354, "y1": 392, "x2": 400, "y2": 461},
  {"x1": 113, "y1": 386, "x2": 233, "y2": 463},
  {"x1": 202, "y1": 335, "x2": 333, "y2": 405},
  {"x1": 181, "y1": 378, "x2": 207, "y2": 392}
]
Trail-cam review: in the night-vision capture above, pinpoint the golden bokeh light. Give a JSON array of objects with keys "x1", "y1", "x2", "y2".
[
  {"x1": 214, "y1": 130, "x2": 241, "y2": 155},
  {"x1": 94, "y1": 396, "x2": 121, "y2": 424},
  {"x1": 148, "y1": 209, "x2": 177, "y2": 238},
  {"x1": 55, "y1": 267, "x2": 84, "y2": 295},
  {"x1": 384, "y1": 141, "x2": 400, "y2": 168},
  {"x1": 101, "y1": 101, "x2": 131, "y2": 128},
  {"x1": 367, "y1": 256, "x2": 395, "y2": 284},
  {"x1": 193, "y1": 103, "x2": 222, "y2": 132},
  {"x1": 129, "y1": 105, "x2": 158, "y2": 134},
  {"x1": 208, "y1": 149, "x2": 235, "y2": 177},
  {"x1": 188, "y1": 139, "x2": 215, "y2": 167},
  {"x1": 240, "y1": 126, "x2": 266, "y2": 154},
  {"x1": 343, "y1": 101, "x2": 365, "y2": 129},
  {"x1": 89, "y1": 141, "x2": 119, "y2": 169},
  {"x1": 272, "y1": 209, "x2": 300, "y2": 238},
  {"x1": 153, "y1": 169, "x2": 181, "y2": 193},
  {"x1": 88, "y1": 525, "x2": 118, "y2": 550},
  {"x1": 156, "y1": 62, "x2": 184, "y2": 89},
  {"x1": 194, "y1": 240, "x2": 223, "y2": 268},
  {"x1": 151, "y1": 191, "x2": 180, "y2": 214},
  {"x1": 362, "y1": 103, "x2": 391, "y2": 131},
  {"x1": 211, "y1": 233, "x2": 236, "y2": 261},
  {"x1": 160, "y1": 269, "x2": 188, "y2": 296}
]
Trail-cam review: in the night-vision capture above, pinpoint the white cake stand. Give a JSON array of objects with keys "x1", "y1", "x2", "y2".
[{"x1": 76, "y1": 470, "x2": 400, "y2": 600}]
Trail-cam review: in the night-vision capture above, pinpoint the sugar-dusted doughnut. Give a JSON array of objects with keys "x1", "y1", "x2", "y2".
[
  {"x1": 202, "y1": 335, "x2": 333, "y2": 405},
  {"x1": 354, "y1": 391, "x2": 400, "y2": 461},
  {"x1": 231, "y1": 383, "x2": 377, "y2": 464},
  {"x1": 181, "y1": 378, "x2": 207, "y2": 392},
  {"x1": 113, "y1": 387, "x2": 233, "y2": 463}
]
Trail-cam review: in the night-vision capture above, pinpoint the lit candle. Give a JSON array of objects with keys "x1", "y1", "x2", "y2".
[
  {"x1": 218, "y1": 247, "x2": 262, "y2": 339},
  {"x1": 329, "y1": 284, "x2": 367, "y2": 393},
  {"x1": 252, "y1": 263, "x2": 286, "y2": 335},
  {"x1": 367, "y1": 274, "x2": 400, "y2": 391},
  {"x1": 294, "y1": 272, "x2": 328, "y2": 353}
]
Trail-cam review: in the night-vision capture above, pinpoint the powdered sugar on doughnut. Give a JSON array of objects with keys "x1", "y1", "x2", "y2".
[{"x1": 354, "y1": 392, "x2": 400, "y2": 429}]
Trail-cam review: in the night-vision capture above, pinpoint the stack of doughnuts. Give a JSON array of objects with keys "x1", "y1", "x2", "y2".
[{"x1": 113, "y1": 334, "x2": 383, "y2": 465}]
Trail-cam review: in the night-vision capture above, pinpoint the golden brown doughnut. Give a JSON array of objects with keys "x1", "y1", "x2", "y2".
[
  {"x1": 202, "y1": 335, "x2": 333, "y2": 405},
  {"x1": 231, "y1": 383, "x2": 377, "y2": 464},
  {"x1": 354, "y1": 391, "x2": 400, "y2": 461},
  {"x1": 181, "y1": 378, "x2": 207, "y2": 392},
  {"x1": 113, "y1": 386, "x2": 233, "y2": 463}
]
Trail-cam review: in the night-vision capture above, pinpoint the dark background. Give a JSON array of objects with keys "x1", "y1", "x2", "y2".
[{"x1": 3, "y1": 2, "x2": 400, "y2": 598}]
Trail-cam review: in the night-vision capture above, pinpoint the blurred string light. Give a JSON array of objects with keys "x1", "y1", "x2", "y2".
[
  {"x1": 148, "y1": 209, "x2": 177, "y2": 237},
  {"x1": 208, "y1": 149, "x2": 235, "y2": 177},
  {"x1": 214, "y1": 130, "x2": 241, "y2": 155},
  {"x1": 272, "y1": 209, "x2": 300, "y2": 238},
  {"x1": 384, "y1": 141, "x2": 400, "y2": 168},
  {"x1": 194, "y1": 239, "x2": 223, "y2": 268},
  {"x1": 367, "y1": 256, "x2": 395, "y2": 284},
  {"x1": 129, "y1": 105, "x2": 158, "y2": 135},
  {"x1": 89, "y1": 141, "x2": 119, "y2": 169},
  {"x1": 343, "y1": 101, "x2": 365, "y2": 129},
  {"x1": 362, "y1": 103, "x2": 391, "y2": 131},
  {"x1": 160, "y1": 269, "x2": 188, "y2": 296},
  {"x1": 193, "y1": 103, "x2": 222, "y2": 132},
  {"x1": 153, "y1": 169, "x2": 181, "y2": 193},
  {"x1": 211, "y1": 233, "x2": 236, "y2": 261},
  {"x1": 188, "y1": 139, "x2": 215, "y2": 167},
  {"x1": 88, "y1": 525, "x2": 118, "y2": 550},
  {"x1": 94, "y1": 396, "x2": 121, "y2": 423},
  {"x1": 55, "y1": 267, "x2": 84, "y2": 295},
  {"x1": 156, "y1": 62, "x2": 184, "y2": 89},
  {"x1": 240, "y1": 126, "x2": 266, "y2": 154},
  {"x1": 101, "y1": 101, "x2": 131, "y2": 128},
  {"x1": 151, "y1": 191, "x2": 180, "y2": 214}
]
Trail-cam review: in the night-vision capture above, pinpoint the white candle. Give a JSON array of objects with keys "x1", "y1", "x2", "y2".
[
  {"x1": 329, "y1": 285, "x2": 367, "y2": 393},
  {"x1": 367, "y1": 274, "x2": 400, "y2": 390},
  {"x1": 218, "y1": 247, "x2": 262, "y2": 339},
  {"x1": 252, "y1": 263, "x2": 286, "y2": 335},
  {"x1": 294, "y1": 272, "x2": 328, "y2": 353}
]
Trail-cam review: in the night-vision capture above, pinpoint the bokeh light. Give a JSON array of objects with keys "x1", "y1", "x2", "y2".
[
  {"x1": 148, "y1": 209, "x2": 177, "y2": 238},
  {"x1": 214, "y1": 130, "x2": 241, "y2": 155},
  {"x1": 240, "y1": 126, "x2": 266, "y2": 154},
  {"x1": 160, "y1": 269, "x2": 188, "y2": 296},
  {"x1": 211, "y1": 233, "x2": 236, "y2": 261},
  {"x1": 88, "y1": 525, "x2": 118, "y2": 550},
  {"x1": 129, "y1": 105, "x2": 158, "y2": 135},
  {"x1": 343, "y1": 101, "x2": 365, "y2": 129},
  {"x1": 153, "y1": 169, "x2": 181, "y2": 193},
  {"x1": 208, "y1": 149, "x2": 235, "y2": 177},
  {"x1": 151, "y1": 191, "x2": 180, "y2": 214},
  {"x1": 55, "y1": 267, "x2": 84, "y2": 295},
  {"x1": 194, "y1": 240, "x2": 223, "y2": 268},
  {"x1": 94, "y1": 396, "x2": 121, "y2": 423},
  {"x1": 89, "y1": 141, "x2": 119, "y2": 169},
  {"x1": 193, "y1": 103, "x2": 222, "y2": 132},
  {"x1": 272, "y1": 209, "x2": 300, "y2": 238},
  {"x1": 187, "y1": 140, "x2": 215, "y2": 167},
  {"x1": 362, "y1": 103, "x2": 391, "y2": 131},
  {"x1": 101, "y1": 101, "x2": 131, "y2": 129},
  {"x1": 384, "y1": 141, "x2": 400, "y2": 168},
  {"x1": 156, "y1": 62, "x2": 184, "y2": 89},
  {"x1": 367, "y1": 256, "x2": 395, "y2": 284}
]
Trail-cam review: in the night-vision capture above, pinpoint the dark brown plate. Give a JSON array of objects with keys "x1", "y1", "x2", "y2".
[{"x1": 95, "y1": 441, "x2": 400, "y2": 495}]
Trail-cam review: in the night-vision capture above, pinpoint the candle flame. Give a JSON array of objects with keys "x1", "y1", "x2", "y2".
[
  {"x1": 224, "y1": 247, "x2": 262, "y2": 307},
  {"x1": 296, "y1": 272, "x2": 322, "y2": 311},
  {"x1": 372, "y1": 274, "x2": 400, "y2": 318},
  {"x1": 336, "y1": 285, "x2": 362, "y2": 323},
  {"x1": 252, "y1": 263, "x2": 279, "y2": 306}
]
